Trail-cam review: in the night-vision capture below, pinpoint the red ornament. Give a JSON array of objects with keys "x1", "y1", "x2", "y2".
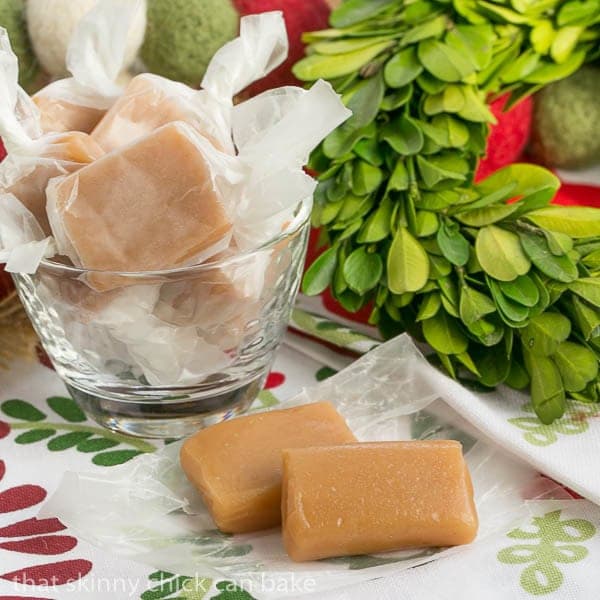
[
  {"x1": 476, "y1": 94, "x2": 533, "y2": 181},
  {"x1": 233, "y1": 0, "x2": 331, "y2": 95}
]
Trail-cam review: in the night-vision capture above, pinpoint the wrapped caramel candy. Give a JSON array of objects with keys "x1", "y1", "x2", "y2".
[
  {"x1": 91, "y1": 74, "x2": 225, "y2": 153},
  {"x1": 47, "y1": 122, "x2": 234, "y2": 285},
  {"x1": 2, "y1": 132, "x2": 104, "y2": 234}
]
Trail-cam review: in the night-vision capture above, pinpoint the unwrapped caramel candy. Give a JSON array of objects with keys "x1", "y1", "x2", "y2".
[
  {"x1": 180, "y1": 402, "x2": 357, "y2": 534},
  {"x1": 4, "y1": 132, "x2": 104, "y2": 234},
  {"x1": 47, "y1": 121, "x2": 232, "y2": 284},
  {"x1": 33, "y1": 93, "x2": 106, "y2": 134},
  {"x1": 91, "y1": 74, "x2": 220, "y2": 153},
  {"x1": 282, "y1": 441, "x2": 478, "y2": 562}
]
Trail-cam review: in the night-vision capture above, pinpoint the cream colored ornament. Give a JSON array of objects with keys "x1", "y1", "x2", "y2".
[{"x1": 26, "y1": 0, "x2": 146, "y2": 77}]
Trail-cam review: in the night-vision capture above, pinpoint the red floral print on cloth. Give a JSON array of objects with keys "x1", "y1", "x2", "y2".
[{"x1": 0, "y1": 459, "x2": 92, "y2": 594}]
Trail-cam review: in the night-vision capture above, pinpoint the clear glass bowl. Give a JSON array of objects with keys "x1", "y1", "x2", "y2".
[{"x1": 12, "y1": 205, "x2": 310, "y2": 438}]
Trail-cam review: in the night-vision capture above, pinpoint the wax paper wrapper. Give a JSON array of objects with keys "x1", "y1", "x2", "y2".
[{"x1": 41, "y1": 335, "x2": 560, "y2": 598}]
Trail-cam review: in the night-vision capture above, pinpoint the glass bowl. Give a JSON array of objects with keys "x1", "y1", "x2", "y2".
[{"x1": 12, "y1": 204, "x2": 310, "y2": 438}]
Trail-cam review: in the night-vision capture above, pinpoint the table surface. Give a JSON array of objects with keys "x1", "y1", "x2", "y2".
[{"x1": 1, "y1": 327, "x2": 600, "y2": 600}]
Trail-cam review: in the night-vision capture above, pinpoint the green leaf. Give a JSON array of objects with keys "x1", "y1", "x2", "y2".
[
  {"x1": 343, "y1": 247, "x2": 383, "y2": 294},
  {"x1": 476, "y1": 226, "x2": 531, "y2": 281},
  {"x1": 558, "y1": 0, "x2": 600, "y2": 26},
  {"x1": 93, "y1": 450, "x2": 143, "y2": 466},
  {"x1": 381, "y1": 114, "x2": 424, "y2": 155},
  {"x1": 384, "y1": 47, "x2": 423, "y2": 88},
  {"x1": 505, "y1": 360, "x2": 530, "y2": 390},
  {"x1": 1, "y1": 400, "x2": 46, "y2": 422},
  {"x1": 422, "y1": 310, "x2": 468, "y2": 354},
  {"x1": 437, "y1": 221, "x2": 470, "y2": 266},
  {"x1": 352, "y1": 161, "x2": 383, "y2": 195},
  {"x1": 525, "y1": 49, "x2": 586, "y2": 84},
  {"x1": 456, "y1": 351, "x2": 481, "y2": 377},
  {"x1": 550, "y1": 25, "x2": 583, "y2": 63},
  {"x1": 423, "y1": 85, "x2": 466, "y2": 115},
  {"x1": 422, "y1": 114, "x2": 470, "y2": 147},
  {"x1": 498, "y1": 275, "x2": 540, "y2": 307},
  {"x1": 302, "y1": 247, "x2": 338, "y2": 295},
  {"x1": 312, "y1": 35, "x2": 396, "y2": 55},
  {"x1": 476, "y1": 164, "x2": 560, "y2": 206},
  {"x1": 323, "y1": 75, "x2": 384, "y2": 158},
  {"x1": 15, "y1": 429, "x2": 56, "y2": 444},
  {"x1": 354, "y1": 137, "x2": 384, "y2": 166},
  {"x1": 500, "y1": 49, "x2": 541, "y2": 83},
  {"x1": 293, "y1": 41, "x2": 393, "y2": 80},
  {"x1": 524, "y1": 352, "x2": 566, "y2": 424},
  {"x1": 519, "y1": 233, "x2": 578, "y2": 283},
  {"x1": 459, "y1": 285, "x2": 496, "y2": 325},
  {"x1": 456, "y1": 86, "x2": 496, "y2": 122},
  {"x1": 78, "y1": 438, "x2": 120, "y2": 452},
  {"x1": 357, "y1": 196, "x2": 393, "y2": 242},
  {"x1": 415, "y1": 210, "x2": 439, "y2": 237},
  {"x1": 47, "y1": 397, "x2": 86, "y2": 423},
  {"x1": 446, "y1": 24, "x2": 495, "y2": 70},
  {"x1": 387, "y1": 227, "x2": 430, "y2": 293},
  {"x1": 570, "y1": 278, "x2": 600, "y2": 308},
  {"x1": 570, "y1": 295, "x2": 600, "y2": 340},
  {"x1": 330, "y1": 0, "x2": 398, "y2": 27},
  {"x1": 417, "y1": 154, "x2": 469, "y2": 188},
  {"x1": 418, "y1": 39, "x2": 476, "y2": 82},
  {"x1": 381, "y1": 85, "x2": 413, "y2": 111},
  {"x1": 48, "y1": 431, "x2": 93, "y2": 451},
  {"x1": 417, "y1": 292, "x2": 442, "y2": 321},
  {"x1": 456, "y1": 203, "x2": 519, "y2": 227},
  {"x1": 400, "y1": 15, "x2": 448, "y2": 46},
  {"x1": 388, "y1": 160, "x2": 409, "y2": 191},
  {"x1": 520, "y1": 313, "x2": 571, "y2": 356},
  {"x1": 429, "y1": 254, "x2": 453, "y2": 278},
  {"x1": 475, "y1": 347, "x2": 511, "y2": 387},
  {"x1": 544, "y1": 230, "x2": 574, "y2": 256},
  {"x1": 525, "y1": 207, "x2": 600, "y2": 238},
  {"x1": 488, "y1": 278, "x2": 531, "y2": 323},
  {"x1": 554, "y1": 341, "x2": 599, "y2": 392}
]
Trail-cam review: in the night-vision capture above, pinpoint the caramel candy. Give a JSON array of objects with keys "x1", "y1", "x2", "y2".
[
  {"x1": 180, "y1": 402, "x2": 357, "y2": 534},
  {"x1": 4, "y1": 132, "x2": 104, "y2": 234},
  {"x1": 33, "y1": 94, "x2": 106, "y2": 134},
  {"x1": 47, "y1": 122, "x2": 232, "y2": 285},
  {"x1": 91, "y1": 74, "x2": 220, "y2": 152},
  {"x1": 282, "y1": 441, "x2": 478, "y2": 562}
]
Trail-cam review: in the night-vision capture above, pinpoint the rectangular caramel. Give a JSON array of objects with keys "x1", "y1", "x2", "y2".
[
  {"x1": 33, "y1": 93, "x2": 106, "y2": 134},
  {"x1": 282, "y1": 441, "x2": 478, "y2": 562},
  {"x1": 47, "y1": 122, "x2": 231, "y2": 283},
  {"x1": 91, "y1": 74, "x2": 220, "y2": 152},
  {"x1": 4, "y1": 132, "x2": 104, "y2": 234},
  {"x1": 180, "y1": 402, "x2": 357, "y2": 534}
]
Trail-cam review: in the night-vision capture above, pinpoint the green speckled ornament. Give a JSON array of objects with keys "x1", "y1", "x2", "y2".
[
  {"x1": 141, "y1": 0, "x2": 239, "y2": 87},
  {"x1": 0, "y1": 0, "x2": 38, "y2": 91},
  {"x1": 531, "y1": 65, "x2": 600, "y2": 170}
]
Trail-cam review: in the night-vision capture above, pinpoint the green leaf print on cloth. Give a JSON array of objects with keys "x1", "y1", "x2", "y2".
[
  {"x1": 291, "y1": 308, "x2": 380, "y2": 351},
  {"x1": 1, "y1": 396, "x2": 155, "y2": 466},
  {"x1": 210, "y1": 581, "x2": 257, "y2": 600},
  {"x1": 142, "y1": 571, "x2": 212, "y2": 599},
  {"x1": 497, "y1": 510, "x2": 596, "y2": 595},
  {"x1": 508, "y1": 402, "x2": 599, "y2": 446}
]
